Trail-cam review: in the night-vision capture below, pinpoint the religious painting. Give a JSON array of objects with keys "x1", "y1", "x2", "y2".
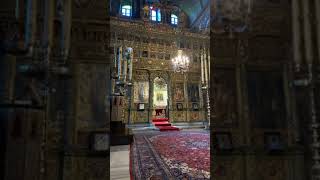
[
  {"x1": 176, "y1": 103, "x2": 183, "y2": 111},
  {"x1": 90, "y1": 132, "x2": 109, "y2": 152},
  {"x1": 150, "y1": 52, "x2": 156, "y2": 59},
  {"x1": 165, "y1": 54, "x2": 170, "y2": 60},
  {"x1": 247, "y1": 71, "x2": 286, "y2": 129},
  {"x1": 212, "y1": 68, "x2": 237, "y2": 128},
  {"x1": 134, "y1": 81, "x2": 149, "y2": 103},
  {"x1": 138, "y1": 103, "x2": 145, "y2": 111},
  {"x1": 192, "y1": 103, "x2": 199, "y2": 111},
  {"x1": 142, "y1": 51, "x2": 148, "y2": 57},
  {"x1": 158, "y1": 53, "x2": 164, "y2": 59},
  {"x1": 188, "y1": 83, "x2": 200, "y2": 102},
  {"x1": 174, "y1": 83, "x2": 184, "y2": 101},
  {"x1": 156, "y1": 93, "x2": 164, "y2": 101},
  {"x1": 190, "y1": 112, "x2": 199, "y2": 120}
]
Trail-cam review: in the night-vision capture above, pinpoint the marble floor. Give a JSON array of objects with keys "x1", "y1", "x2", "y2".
[{"x1": 110, "y1": 145, "x2": 130, "y2": 180}]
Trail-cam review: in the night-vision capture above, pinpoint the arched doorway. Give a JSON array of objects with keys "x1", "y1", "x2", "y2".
[{"x1": 153, "y1": 77, "x2": 168, "y2": 118}]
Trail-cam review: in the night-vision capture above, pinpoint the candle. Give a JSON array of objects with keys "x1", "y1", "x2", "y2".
[
  {"x1": 114, "y1": 46, "x2": 117, "y2": 68},
  {"x1": 200, "y1": 49, "x2": 204, "y2": 84},
  {"x1": 208, "y1": 52, "x2": 211, "y2": 84},
  {"x1": 118, "y1": 46, "x2": 122, "y2": 79},
  {"x1": 204, "y1": 50, "x2": 208, "y2": 84},
  {"x1": 123, "y1": 55, "x2": 127, "y2": 82},
  {"x1": 129, "y1": 48, "x2": 133, "y2": 81}
]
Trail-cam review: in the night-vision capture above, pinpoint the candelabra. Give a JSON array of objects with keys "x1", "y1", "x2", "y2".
[{"x1": 171, "y1": 49, "x2": 190, "y2": 73}]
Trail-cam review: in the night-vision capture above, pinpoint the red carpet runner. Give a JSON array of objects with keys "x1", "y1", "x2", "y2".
[{"x1": 152, "y1": 118, "x2": 180, "y2": 131}]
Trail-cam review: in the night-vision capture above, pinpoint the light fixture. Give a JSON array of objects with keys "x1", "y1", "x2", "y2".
[{"x1": 171, "y1": 49, "x2": 190, "y2": 73}]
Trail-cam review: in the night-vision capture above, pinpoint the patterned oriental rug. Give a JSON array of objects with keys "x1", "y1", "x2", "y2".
[{"x1": 130, "y1": 131, "x2": 210, "y2": 180}]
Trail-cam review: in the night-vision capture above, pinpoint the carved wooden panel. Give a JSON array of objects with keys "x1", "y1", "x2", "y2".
[
  {"x1": 212, "y1": 38, "x2": 237, "y2": 58},
  {"x1": 77, "y1": 64, "x2": 108, "y2": 130},
  {"x1": 247, "y1": 71, "x2": 286, "y2": 129},
  {"x1": 211, "y1": 68, "x2": 238, "y2": 128},
  {"x1": 212, "y1": 157, "x2": 242, "y2": 180},
  {"x1": 249, "y1": 36, "x2": 286, "y2": 60}
]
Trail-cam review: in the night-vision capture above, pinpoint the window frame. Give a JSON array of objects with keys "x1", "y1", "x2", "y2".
[
  {"x1": 171, "y1": 14, "x2": 178, "y2": 25},
  {"x1": 150, "y1": 6, "x2": 161, "y2": 22},
  {"x1": 121, "y1": 5, "x2": 132, "y2": 17}
]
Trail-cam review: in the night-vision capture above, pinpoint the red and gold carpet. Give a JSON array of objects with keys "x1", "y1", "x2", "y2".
[{"x1": 130, "y1": 131, "x2": 210, "y2": 179}]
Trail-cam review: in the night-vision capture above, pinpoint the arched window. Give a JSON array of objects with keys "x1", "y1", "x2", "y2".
[
  {"x1": 150, "y1": 6, "x2": 161, "y2": 22},
  {"x1": 121, "y1": 5, "x2": 132, "y2": 17},
  {"x1": 171, "y1": 14, "x2": 178, "y2": 25}
]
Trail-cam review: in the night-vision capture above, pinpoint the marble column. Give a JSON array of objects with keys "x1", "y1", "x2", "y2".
[{"x1": 291, "y1": 0, "x2": 302, "y2": 70}]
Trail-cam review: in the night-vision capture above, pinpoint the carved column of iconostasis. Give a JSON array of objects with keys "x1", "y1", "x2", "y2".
[
  {"x1": 200, "y1": 48, "x2": 206, "y2": 124},
  {"x1": 200, "y1": 45, "x2": 210, "y2": 126},
  {"x1": 167, "y1": 70, "x2": 172, "y2": 121},
  {"x1": 111, "y1": 45, "x2": 134, "y2": 124},
  {"x1": 183, "y1": 70, "x2": 189, "y2": 122}
]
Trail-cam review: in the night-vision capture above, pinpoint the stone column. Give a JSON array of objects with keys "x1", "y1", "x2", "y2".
[{"x1": 291, "y1": 0, "x2": 302, "y2": 70}]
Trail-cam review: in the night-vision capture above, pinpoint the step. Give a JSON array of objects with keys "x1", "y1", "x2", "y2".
[
  {"x1": 158, "y1": 126, "x2": 180, "y2": 131},
  {"x1": 153, "y1": 121, "x2": 171, "y2": 125},
  {"x1": 152, "y1": 118, "x2": 169, "y2": 122}
]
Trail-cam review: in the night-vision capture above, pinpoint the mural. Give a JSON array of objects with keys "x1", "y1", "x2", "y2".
[
  {"x1": 134, "y1": 81, "x2": 149, "y2": 103},
  {"x1": 188, "y1": 84, "x2": 200, "y2": 102}
]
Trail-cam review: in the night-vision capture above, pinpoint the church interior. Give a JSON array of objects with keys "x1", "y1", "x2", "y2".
[{"x1": 0, "y1": 0, "x2": 320, "y2": 179}]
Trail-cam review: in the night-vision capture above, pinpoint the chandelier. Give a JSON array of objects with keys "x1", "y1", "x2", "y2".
[{"x1": 171, "y1": 50, "x2": 190, "y2": 73}]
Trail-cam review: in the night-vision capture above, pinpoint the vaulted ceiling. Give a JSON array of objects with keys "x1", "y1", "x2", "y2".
[{"x1": 169, "y1": 0, "x2": 210, "y2": 26}]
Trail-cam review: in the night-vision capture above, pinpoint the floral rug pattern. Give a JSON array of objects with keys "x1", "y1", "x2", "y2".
[{"x1": 131, "y1": 131, "x2": 210, "y2": 180}]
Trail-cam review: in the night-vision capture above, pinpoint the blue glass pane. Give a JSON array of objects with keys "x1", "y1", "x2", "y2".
[{"x1": 157, "y1": 10, "x2": 161, "y2": 21}]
